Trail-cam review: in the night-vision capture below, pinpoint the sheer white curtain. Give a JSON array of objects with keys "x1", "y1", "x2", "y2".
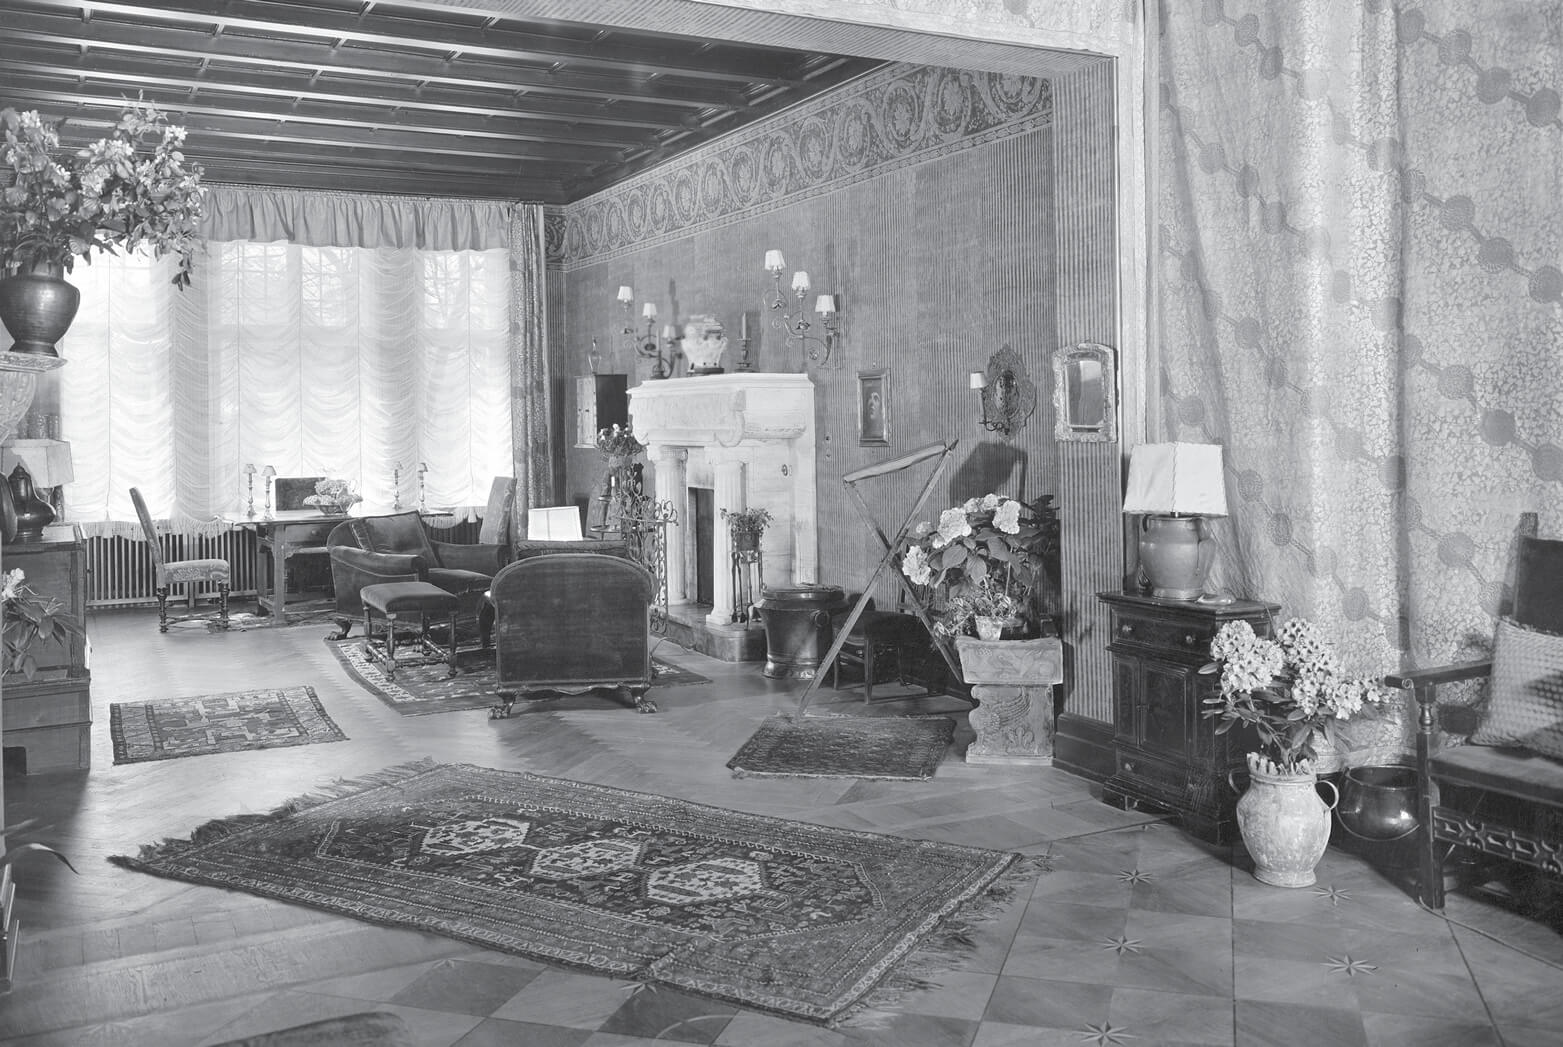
[{"x1": 57, "y1": 191, "x2": 514, "y2": 538}]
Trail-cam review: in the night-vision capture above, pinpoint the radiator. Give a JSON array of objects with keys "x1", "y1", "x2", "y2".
[{"x1": 85, "y1": 530, "x2": 260, "y2": 609}]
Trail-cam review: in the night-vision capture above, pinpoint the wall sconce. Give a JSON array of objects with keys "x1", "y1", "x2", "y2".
[
  {"x1": 971, "y1": 346, "x2": 1036, "y2": 438},
  {"x1": 618, "y1": 286, "x2": 675, "y2": 380},
  {"x1": 762, "y1": 249, "x2": 842, "y2": 367}
]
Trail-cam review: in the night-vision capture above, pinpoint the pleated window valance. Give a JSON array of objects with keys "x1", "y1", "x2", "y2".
[{"x1": 200, "y1": 184, "x2": 515, "y2": 252}]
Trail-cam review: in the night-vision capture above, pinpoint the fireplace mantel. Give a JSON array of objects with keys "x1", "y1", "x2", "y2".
[{"x1": 629, "y1": 374, "x2": 816, "y2": 627}]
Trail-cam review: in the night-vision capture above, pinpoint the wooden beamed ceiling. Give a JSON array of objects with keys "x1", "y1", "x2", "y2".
[{"x1": 0, "y1": 0, "x2": 885, "y2": 202}]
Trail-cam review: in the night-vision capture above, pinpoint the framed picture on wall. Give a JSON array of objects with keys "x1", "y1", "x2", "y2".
[{"x1": 857, "y1": 369, "x2": 889, "y2": 446}]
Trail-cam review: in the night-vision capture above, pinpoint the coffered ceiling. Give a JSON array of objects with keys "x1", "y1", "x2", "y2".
[{"x1": 0, "y1": 0, "x2": 885, "y2": 203}]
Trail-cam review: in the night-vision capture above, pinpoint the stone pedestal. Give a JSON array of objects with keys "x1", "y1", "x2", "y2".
[{"x1": 955, "y1": 635, "x2": 1064, "y2": 766}]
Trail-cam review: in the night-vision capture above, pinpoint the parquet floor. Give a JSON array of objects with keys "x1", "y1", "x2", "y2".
[{"x1": 1, "y1": 607, "x2": 1560, "y2": 1046}]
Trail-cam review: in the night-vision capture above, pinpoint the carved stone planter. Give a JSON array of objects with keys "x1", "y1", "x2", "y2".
[{"x1": 954, "y1": 635, "x2": 1064, "y2": 766}]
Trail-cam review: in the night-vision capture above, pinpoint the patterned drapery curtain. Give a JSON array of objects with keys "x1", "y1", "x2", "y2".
[
  {"x1": 1156, "y1": 1, "x2": 1563, "y2": 763},
  {"x1": 57, "y1": 188, "x2": 520, "y2": 537},
  {"x1": 508, "y1": 204, "x2": 552, "y2": 543}
]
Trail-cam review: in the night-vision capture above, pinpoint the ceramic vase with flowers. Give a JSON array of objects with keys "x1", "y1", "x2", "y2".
[
  {"x1": 1202, "y1": 618, "x2": 1391, "y2": 887},
  {"x1": 0, "y1": 103, "x2": 206, "y2": 357}
]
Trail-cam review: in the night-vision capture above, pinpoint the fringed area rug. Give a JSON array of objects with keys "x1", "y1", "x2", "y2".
[
  {"x1": 110, "y1": 686, "x2": 347, "y2": 764},
  {"x1": 727, "y1": 714, "x2": 957, "y2": 780},
  {"x1": 111, "y1": 760, "x2": 1035, "y2": 1025},
  {"x1": 324, "y1": 638, "x2": 710, "y2": 716}
]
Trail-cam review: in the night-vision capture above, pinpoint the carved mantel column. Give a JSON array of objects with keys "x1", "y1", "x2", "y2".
[
  {"x1": 707, "y1": 451, "x2": 746, "y2": 626},
  {"x1": 649, "y1": 446, "x2": 688, "y2": 606}
]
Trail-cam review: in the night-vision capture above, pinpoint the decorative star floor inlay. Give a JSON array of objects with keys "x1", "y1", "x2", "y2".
[
  {"x1": 1077, "y1": 1019, "x2": 1136, "y2": 1044},
  {"x1": 1116, "y1": 868, "x2": 1152, "y2": 885},
  {"x1": 1311, "y1": 883, "x2": 1353, "y2": 906},
  {"x1": 1099, "y1": 934, "x2": 1145, "y2": 955},
  {"x1": 1324, "y1": 955, "x2": 1379, "y2": 977}
]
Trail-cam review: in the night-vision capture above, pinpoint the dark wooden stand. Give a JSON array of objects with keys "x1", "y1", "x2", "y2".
[
  {"x1": 2, "y1": 523, "x2": 92, "y2": 775},
  {"x1": 1098, "y1": 591, "x2": 1277, "y2": 844}
]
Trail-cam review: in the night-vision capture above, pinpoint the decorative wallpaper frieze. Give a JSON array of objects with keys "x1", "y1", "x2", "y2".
[{"x1": 560, "y1": 62, "x2": 1052, "y2": 269}]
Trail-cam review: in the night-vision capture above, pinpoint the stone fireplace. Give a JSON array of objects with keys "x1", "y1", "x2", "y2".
[{"x1": 628, "y1": 373, "x2": 816, "y2": 627}]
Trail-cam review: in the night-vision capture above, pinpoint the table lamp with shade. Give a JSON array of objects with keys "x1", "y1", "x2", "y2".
[
  {"x1": 1, "y1": 438, "x2": 74, "y2": 541},
  {"x1": 1122, "y1": 442, "x2": 1228, "y2": 601}
]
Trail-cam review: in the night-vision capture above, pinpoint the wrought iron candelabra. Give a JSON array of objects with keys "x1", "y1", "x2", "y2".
[
  {"x1": 762, "y1": 250, "x2": 841, "y2": 368},
  {"x1": 617, "y1": 286, "x2": 676, "y2": 379}
]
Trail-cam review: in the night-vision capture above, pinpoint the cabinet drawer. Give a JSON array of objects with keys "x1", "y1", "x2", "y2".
[
  {"x1": 1109, "y1": 611, "x2": 1218, "y2": 657},
  {"x1": 1115, "y1": 748, "x2": 1188, "y2": 798},
  {"x1": 3, "y1": 683, "x2": 92, "y2": 731}
]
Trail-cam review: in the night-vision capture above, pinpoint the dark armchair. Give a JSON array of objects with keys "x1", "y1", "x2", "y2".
[{"x1": 325, "y1": 511, "x2": 506, "y2": 641}]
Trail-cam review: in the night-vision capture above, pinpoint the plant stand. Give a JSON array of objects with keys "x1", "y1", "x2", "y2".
[{"x1": 954, "y1": 635, "x2": 1063, "y2": 765}]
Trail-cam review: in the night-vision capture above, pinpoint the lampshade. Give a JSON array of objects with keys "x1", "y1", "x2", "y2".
[
  {"x1": 1122, "y1": 442, "x2": 1227, "y2": 517},
  {"x1": 1, "y1": 438, "x2": 74, "y2": 488},
  {"x1": 529, "y1": 506, "x2": 584, "y2": 541}
]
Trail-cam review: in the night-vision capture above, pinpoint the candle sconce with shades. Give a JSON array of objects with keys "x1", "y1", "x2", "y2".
[
  {"x1": 762, "y1": 249, "x2": 842, "y2": 367},
  {"x1": 1122, "y1": 442, "x2": 1228, "y2": 601},
  {"x1": 616, "y1": 286, "x2": 677, "y2": 380}
]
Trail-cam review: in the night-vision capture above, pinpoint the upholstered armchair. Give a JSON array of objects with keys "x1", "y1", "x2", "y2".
[{"x1": 325, "y1": 511, "x2": 506, "y2": 641}]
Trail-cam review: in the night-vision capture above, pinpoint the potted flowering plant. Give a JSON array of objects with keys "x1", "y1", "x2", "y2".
[
  {"x1": 0, "y1": 102, "x2": 205, "y2": 357},
  {"x1": 2, "y1": 567, "x2": 84, "y2": 680},
  {"x1": 302, "y1": 478, "x2": 362, "y2": 515},
  {"x1": 899, "y1": 493, "x2": 1049, "y2": 639},
  {"x1": 1201, "y1": 617, "x2": 1390, "y2": 887},
  {"x1": 594, "y1": 423, "x2": 643, "y2": 463},
  {"x1": 720, "y1": 505, "x2": 772, "y2": 552}
]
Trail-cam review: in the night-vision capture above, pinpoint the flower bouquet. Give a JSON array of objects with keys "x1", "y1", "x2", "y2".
[
  {"x1": 1200, "y1": 618, "x2": 1390, "y2": 775},
  {"x1": 0, "y1": 102, "x2": 206, "y2": 285},
  {"x1": 302, "y1": 478, "x2": 362, "y2": 515},
  {"x1": 899, "y1": 493, "x2": 1050, "y2": 639}
]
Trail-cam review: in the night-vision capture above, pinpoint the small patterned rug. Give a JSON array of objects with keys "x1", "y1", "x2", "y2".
[
  {"x1": 727, "y1": 714, "x2": 957, "y2": 780},
  {"x1": 324, "y1": 638, "x2": 710, "y2": 716},
  {"x1": 112, "y1": 761, "x2": 1034, "y2": 1025},
  {"x1": 110, "y1": 686, "x2": 347, "y2": 764}
]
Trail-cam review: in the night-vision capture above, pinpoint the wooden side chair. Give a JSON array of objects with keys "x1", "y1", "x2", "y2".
[{"x1": 129, "y1": 487, "x2": 231, "y2": 633}]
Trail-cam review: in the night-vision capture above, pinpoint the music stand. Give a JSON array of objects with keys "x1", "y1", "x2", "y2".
[{"x1": 795, "y1": 439, "x2": 965, "y2": 717}]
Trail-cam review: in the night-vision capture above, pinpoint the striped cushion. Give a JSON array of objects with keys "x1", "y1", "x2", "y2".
[{"x1": 1469, "y1": 617, "x2": 1563, "y2": 760}]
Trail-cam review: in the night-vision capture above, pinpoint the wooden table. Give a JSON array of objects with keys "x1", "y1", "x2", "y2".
[{"x1": 227, "y1": 510, "x2": 345, "y2": 626}]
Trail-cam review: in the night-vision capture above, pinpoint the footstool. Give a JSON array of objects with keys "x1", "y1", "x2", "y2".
[{"x1": 360, "y1": 581, "x2": 459, "y2": 680}]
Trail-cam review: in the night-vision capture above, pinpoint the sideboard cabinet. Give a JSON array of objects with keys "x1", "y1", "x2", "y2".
[
  {"x1": 1098, "y1": 591, "x2": 1277, "y2": 844},
  {"x1": 2, "y1": 523, "x2": 92, "y2": 773}
]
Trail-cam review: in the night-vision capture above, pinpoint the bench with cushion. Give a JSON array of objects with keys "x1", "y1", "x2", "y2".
[{"x1": 1387, "y1": 533, "x2": 1563, "y2": 911}]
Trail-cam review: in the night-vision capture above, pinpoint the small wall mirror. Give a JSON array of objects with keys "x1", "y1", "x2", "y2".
[{"x1": 1053, "y1": 342, "x2": 1117, "y2": 442}]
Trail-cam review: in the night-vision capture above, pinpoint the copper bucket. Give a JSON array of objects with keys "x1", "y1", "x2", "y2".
[{"x1": 1336, "y1": 764, "x2": 1419, "y2": 843}]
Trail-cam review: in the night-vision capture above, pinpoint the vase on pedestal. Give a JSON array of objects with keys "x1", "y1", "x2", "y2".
[
  {"x1": 953, "y1": 634, "x2": 1064, "y2": 766},
  {"x1": 0, "y1": 263, "x2": 81, "y2": 358}
]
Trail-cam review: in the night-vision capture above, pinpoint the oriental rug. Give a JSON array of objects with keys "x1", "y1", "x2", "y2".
[
  {"x1": 111, "y1": 761, "x2": 1032, "y2": 1025},
  {"x1": 110, "y1": 687, "x2": 347, "y2": 764},
  {"x1": 727, "y1": 714, "x2": 957, "y2": 780},
  {"x1": 324, "y1": 638, "x2": 709, "y2": 716}
]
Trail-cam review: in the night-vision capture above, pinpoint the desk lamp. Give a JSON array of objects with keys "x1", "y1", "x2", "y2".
[{"x1": 1122, "y1": 442, "x2": 1228, "y2": 601}]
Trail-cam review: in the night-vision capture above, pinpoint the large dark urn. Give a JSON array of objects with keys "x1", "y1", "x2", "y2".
[{"x1": 0, "y1": 264, "x2": 81, "y2": 357}]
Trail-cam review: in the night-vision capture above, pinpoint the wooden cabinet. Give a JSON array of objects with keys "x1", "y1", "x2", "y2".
[
  {"x1": 1098, "y1": 591, "x2": 1277, "y2": 844},
  {"x1": 575, "y1": 374, "x2": 628, "y2": 448},
  {"x1": 2, "y1": 523, "x2": 92, "y2": 773}
]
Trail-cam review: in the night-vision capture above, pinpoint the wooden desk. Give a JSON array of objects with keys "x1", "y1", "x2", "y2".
[{"x1": 229, "y1": 511, "x2": 344, "y2": 626}]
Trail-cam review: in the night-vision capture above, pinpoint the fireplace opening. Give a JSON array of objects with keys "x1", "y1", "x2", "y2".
[{"x1": 692, "y1": 487, "x2": 714, "y2": 607}]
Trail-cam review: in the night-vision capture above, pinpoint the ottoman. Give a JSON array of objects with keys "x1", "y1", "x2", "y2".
[{"x1": 360, "y1": 581, "x2": 459, "y2": 680}]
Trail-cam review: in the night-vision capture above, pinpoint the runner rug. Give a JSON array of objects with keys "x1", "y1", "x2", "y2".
[
  {"x1": 111, "y1": 760, "x2": 1034, "y2": 1025},
  {"x1": 727, "y1": 714, "x2": 957, "y2": 780},
  {"x1": 110, "y1": 686, "x2": 347, "y2": 764},
  {"x1": 324, "y1": 638, "x2": 710, "y2": 716}
]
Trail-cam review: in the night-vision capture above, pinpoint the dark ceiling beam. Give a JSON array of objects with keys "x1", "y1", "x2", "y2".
[
  {"x1": 0, "y1": 57, "x2": 711, "y2": 133},
  {"x1": 2, "y1": 16, "x2": 756, "y2": 111},
  {"x1": 1, "y1": 86, "x2": 665, "y2": 151},
  {"x1": 13, "y1": 0, "x2": 806, "y2": 85}
]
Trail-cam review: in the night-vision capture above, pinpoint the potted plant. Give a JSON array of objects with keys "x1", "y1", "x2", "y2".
[
  {"x1": 720, "y1": 505, "x2": 772, "y2": 553},
  {"x1": 2, "y1": 567, "x2": 84, "y2": 680},
  {"x1": 301, "y1": 478, "x2": 362, "y2": 515},
  {"x1": 0, "y1": 102, "x2": 206, "y2": 357},
  {"x1": 1201, "y1": 618, "x2": 1390, "y2": 887},
  {"x1": 899, "y1": 493, "x2": 1049, "y2": 640}
]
